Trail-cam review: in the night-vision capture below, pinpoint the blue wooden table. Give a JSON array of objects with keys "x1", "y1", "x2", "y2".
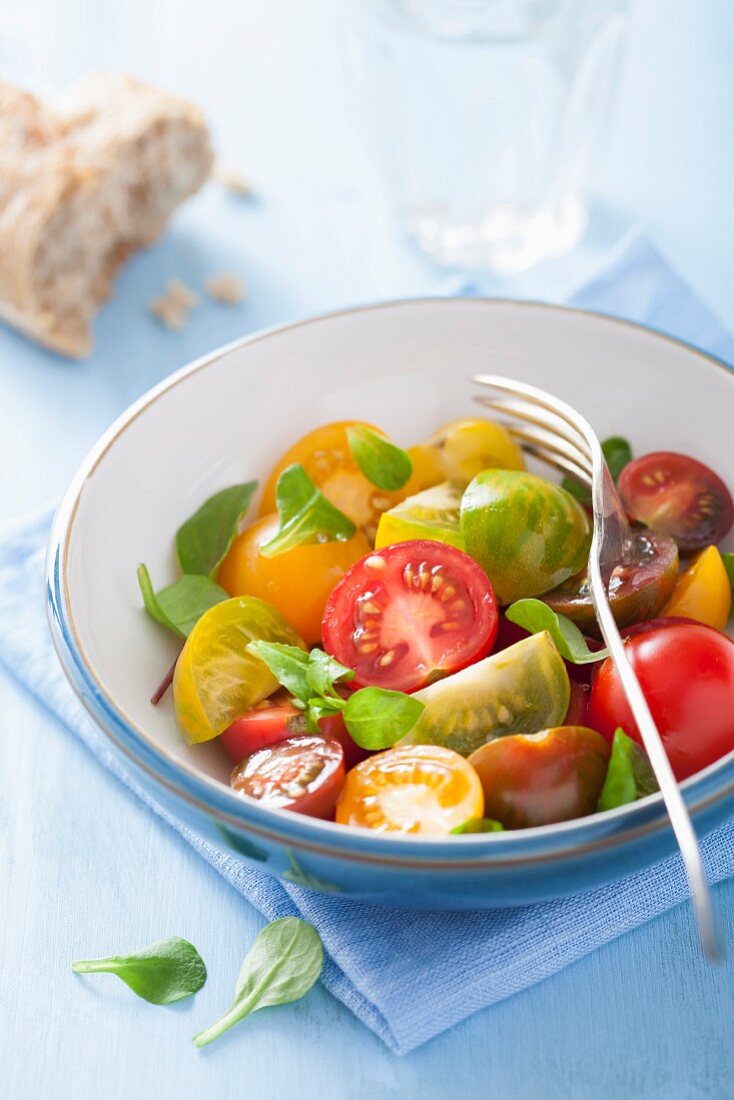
[{"x1": 2, "y1": 3, "x2": 734, "y2": 1096}]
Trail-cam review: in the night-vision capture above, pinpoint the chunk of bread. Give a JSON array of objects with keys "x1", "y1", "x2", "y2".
[{"x1": 0, "y1": 74, "x2": 213, "y2": 357}]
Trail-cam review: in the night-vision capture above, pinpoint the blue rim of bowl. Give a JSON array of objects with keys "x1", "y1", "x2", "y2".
[{"x1": 46, "y1": 297, "x2": 734, "y2": 870}]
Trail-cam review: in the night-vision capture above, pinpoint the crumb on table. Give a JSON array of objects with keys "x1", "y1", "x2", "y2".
[
  {"x1": 212, "y1": 160, "x2": 253, "y2": 197},
  {"x1": 149, "y1": 278, "x2": 198, "y2": 329},
  {"x1": 205, "y1": 273, "x2": 247, "y2": 305}
]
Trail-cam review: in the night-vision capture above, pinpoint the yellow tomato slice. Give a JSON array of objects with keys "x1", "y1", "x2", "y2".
[
  {"x1": 405, "y1": 443, "x2": 446, "y2": 492},
  {"x1": 217, "y1": 513, "x2": 371, "y2": 645},
  {"x1": 173, "y1": 596, "x2": 305, "y2": 744},
  {"x1": 427, "y1": 418, "x2": 525, "y2": 482},
  {"x1": 259, "y1": 421, "x2": 424, "y2": 542},
  {"x1": 335, "y1": 745, "x2": 484, "y2": 835},
  {"x1": 663, "y1": 544, "x2": 731, "y2": 631}
]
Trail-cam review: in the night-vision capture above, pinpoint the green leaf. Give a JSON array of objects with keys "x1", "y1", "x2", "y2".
[
  {"x1": 597, "y1": 728, "x2": 659, "y2": 812},
  {"x1": 723, "y1": 552, "x2": 734, "y2": 618},
  {"x1": 305, "y1": 648, "x2": 355, "y2": 698},
  {"x1": 343, "y1": 687, "x2": 425, "y2": 750},
  {"x1": 176, "y1": 482, "x2": 257, "y2": 576},
  {"x1": 562, "y1": 435, "x2": 633, "y2": 504},
  {"x1": 347, "y1": 425, "x2": 413, "y2": 491},
  {"x1": 451, "y1": 818, "x2": 505, "y2": 834},
  {"x1": 723, "y1": 552, "x2": 734, "y2": 589},
  {"x1": 246, "y1": 640, "x2": 313, "y2": 704},
  {"x1": 602, "y1": 436, "x2": 633, "y2": 481},
  {"x1": 244, "y1": 644, "x2": 421, "y2": 751},
  {"x1": 260, "y1": 465, "x2": 356, "y2": 558},
  {"x1": 192, "y1": 918, "x2": 323, "y2": 1048},
  {"x1": 506, "y1": 599, "x2": 609, "y2": 665},
  {"x1": 282, "y1": 848, "x2": 340, "y2": 893},
  {"x1": 71, "y1": 936, "x2": 206, "y2": 1005},
  {"x1": 137, "y1": 564, "x2": 228, "y2": 638}
]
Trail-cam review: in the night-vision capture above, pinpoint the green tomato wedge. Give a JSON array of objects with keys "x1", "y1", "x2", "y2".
[
  {"x1": 460, "y1": 469, "x2": 591, "y2": 605},
  {"x1": 398, "y1": 632, "x2": 570, "y2": 757},
  {"x1": 374, "y1": 481, "x2": 465, "y2": 551},
  {"x1": 173, "y1": 597, "x2": 306, "y2": 743}
]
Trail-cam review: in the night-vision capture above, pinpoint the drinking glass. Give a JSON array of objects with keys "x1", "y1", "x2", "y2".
[{"x1": 361, "y1": 0, "x2": 628, "y2": 274}]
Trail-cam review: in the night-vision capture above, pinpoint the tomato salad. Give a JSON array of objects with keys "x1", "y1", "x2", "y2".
[{"x1": 138, "y1": 419, "x2": 734, "y2": 836}]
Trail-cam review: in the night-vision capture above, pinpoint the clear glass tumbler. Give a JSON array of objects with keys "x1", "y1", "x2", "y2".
[{"x1": 362, "y1": 0, "x2": 628, "y2": 274}]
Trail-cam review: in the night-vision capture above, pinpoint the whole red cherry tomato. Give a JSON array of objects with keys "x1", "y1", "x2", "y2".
[{"x1": 589, "y1": 622, "x2": 734, "y2": 780}]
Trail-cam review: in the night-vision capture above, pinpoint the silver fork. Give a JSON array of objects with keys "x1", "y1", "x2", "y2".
[{"x1": 473, "y1": 373, "x2": 720, "y2": 960}]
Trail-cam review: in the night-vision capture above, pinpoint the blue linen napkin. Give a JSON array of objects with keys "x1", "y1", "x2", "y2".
[{"x1": 1, "y1": 233, "x2": 733, "y2": 1055}]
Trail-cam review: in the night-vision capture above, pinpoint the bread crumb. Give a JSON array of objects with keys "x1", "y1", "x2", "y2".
[
  {"x1": 213, "y1": 160, "x2": 253, "y2": 197},
  {"x1": 149, "y1": 278, "x2": 198, "y2": 329},
  {"x1": 205, "y1": 273, "x2": 247, "y2": 305}
]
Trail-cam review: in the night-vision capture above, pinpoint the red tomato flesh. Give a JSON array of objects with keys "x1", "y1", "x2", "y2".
[
  {"x1": 618, "y1": 452, "x2": 733, "y2": 554},
  {"x1": 221, "y1": 699, "x2": 369, "y2": 771},
  {"x1": 221, "y1": 700, "x2": 304, "y2": 761},
  {"x1": 230, "y1": 735, "x2": 345, "y2": 818},
  {"x1": 589, "y1": 622, "x2": 734, "y2": 780},
  {"x1": 321, "y1": 540, "x2": 499, "y2": 693}
]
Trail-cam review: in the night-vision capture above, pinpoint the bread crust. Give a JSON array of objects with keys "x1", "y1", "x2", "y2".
[{"x1": 0, "y1": 74, "x2": 213, "y2": 357}]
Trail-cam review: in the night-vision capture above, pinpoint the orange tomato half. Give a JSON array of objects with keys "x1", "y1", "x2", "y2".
[
  {"x1": 217, "y1": 513, "x2": 371, "y2": 645},
  {"x1": 260, "y1": 421, "x2": 424, "y2": 542},
  {"x1": 335, "y1": 745, "x2": 484, "y2": 835}
]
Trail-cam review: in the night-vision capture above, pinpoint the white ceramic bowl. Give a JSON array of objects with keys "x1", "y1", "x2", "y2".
[{"x1": 47, "y1": 299, "x2": 734, "y2": 907}]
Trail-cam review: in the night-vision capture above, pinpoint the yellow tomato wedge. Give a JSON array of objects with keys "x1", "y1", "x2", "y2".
[
  {"x1": 427, "y1": 418, "x2": 525, "y2": 482},
  {"x1": 173, "y1": 596, "x2": 305, "y2": 744},
  {"x1": 335, "y1": 745, "x2": 484, "y2": 835},
  {"x1": 217, "y1": 513, "x2": 371, "y2": 645},
  {"x1": 663, "y1": 544, "x2": 731, "y2": 631},
  {"x1": 405, "y1": 443, "x2": 446, "y2": 492}
]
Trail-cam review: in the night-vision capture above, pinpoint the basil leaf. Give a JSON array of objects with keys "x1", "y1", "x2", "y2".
[
  {"x1": 137, "y1": 564, "x2": 228, "y2": 638},
  {"x1": 602, "y1": 436, "x2": 633, "y2": 481},
  {"x1": 176, "y1": 482, "x2": 257, "y2": 576},
  {"x1": 283, "y1": 848, "x2": 340, "y2": 893},
  {"x1": 343, "y1": 687, "x2": 425, "y2": 749},
  {"x1": 723, "y1": 552, "x2": 734, "y2": 618},
  {"x1": 347, "y1": 425, "x2": 412, "y2": 491},
  {"x1": 246, "y1": 640, "x2": 312, "y2": 704},
  {"x1": 192, "y1": 917, "x2": 323, "y2": 1048},
  {"x1": 451, "y1": 818, "x2": 505, "y2": 834},
  {"x1": 723, "y1": 552, "x2": 734, "y2": 588},
  {"x1": 71, "y1": 936, "x2": 206, "y2": 1005},
  {"x1": 562, "y1": 435, "x2": 633, "y2": 504},
  {"x1": 306, "y1": 648, "x2": 355, "y2": 698},
  {"x1": 597, "y1": 728, "x2": 659, "y2": 812},
  {"x1": 506, "y1": 599, "x2": 608, "y2": 664},
  {"x1": 260, "y1": 465, "x2": 356, "y2": 558}
]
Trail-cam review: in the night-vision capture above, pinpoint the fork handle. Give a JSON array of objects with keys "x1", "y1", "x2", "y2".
[{"x1": 588, "y1": 555, "x2": 721, "y2": 960}]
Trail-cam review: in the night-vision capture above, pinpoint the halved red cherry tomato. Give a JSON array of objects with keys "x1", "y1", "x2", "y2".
[
  {"x1": 230, "y1": 735, "x2": 345, "y2": 819},
  {"x1": 589, "y1": 622, "x2": 734, "y2": 780},
  {"x1": 468, "y1": 726, "x2": 610, "y2": 829},
  {"x1": 321, "y1": 540, "x2": 498, "y2": 693},
  {"x1": 618, "y1": 452, "x2": 734, "y2": 554},
  {"x1": 221, "y1": 699, "x2": 370, "y2": 770}
]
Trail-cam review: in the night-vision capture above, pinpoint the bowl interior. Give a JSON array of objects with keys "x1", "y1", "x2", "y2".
[{"x1": 60, "y1": 299, "x2": 734, "y2": 801}]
